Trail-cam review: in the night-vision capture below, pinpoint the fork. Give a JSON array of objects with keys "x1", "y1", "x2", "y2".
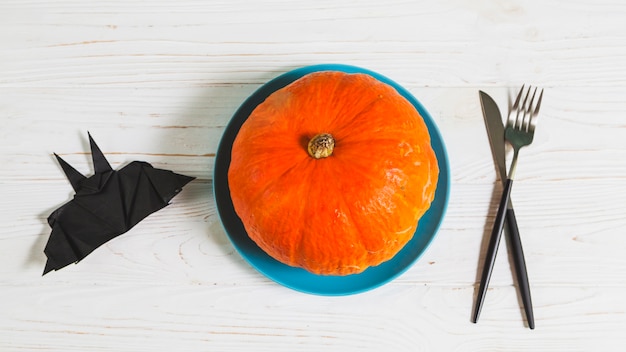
[
  {"x1": 472, "y1": 85, "x2": 543, "y2": 327},
  {"x1": 505, "y1": 86, "x2": 543, "y2": 183}
]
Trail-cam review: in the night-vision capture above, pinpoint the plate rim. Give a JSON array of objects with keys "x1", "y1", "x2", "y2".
[{"x1": 213, "y1": 64, "x2": 450, "y2": 296}]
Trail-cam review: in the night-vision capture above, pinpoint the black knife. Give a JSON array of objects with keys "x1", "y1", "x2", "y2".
[{"x1": 473, "y1": 91, "x2": 535, "y2": 329}]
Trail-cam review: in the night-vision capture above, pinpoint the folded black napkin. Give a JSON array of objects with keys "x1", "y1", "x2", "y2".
[{"x1": 43, "y1": 133, "x2": 195, "y2": 275}]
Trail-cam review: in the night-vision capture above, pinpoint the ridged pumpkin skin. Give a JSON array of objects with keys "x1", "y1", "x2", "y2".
[{"x1": 228, "y1": 71, "x2": 438, "y2": 275}]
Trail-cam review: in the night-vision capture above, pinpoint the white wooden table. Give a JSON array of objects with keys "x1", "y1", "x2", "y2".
[{"x1": 2, "y1": 0, "x2": 625, "y2": 350}]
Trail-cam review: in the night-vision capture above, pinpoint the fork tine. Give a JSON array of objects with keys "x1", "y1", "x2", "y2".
[
  {"x1": 534, "y1": 89, "x2": 544, "y2": 115},
  {"x1": 516, "y1": 85, "x2": 532, "y2": 130},
  {"x1": 509, "y1": 85, "x2": 525, "y2": 128},
  {"x1": 523, "y1": 87, "x2": 538, "y2": 132},
  {"x1": 529, "y1": 89, "x2": 544, "y2": 133},
  {"x1": 512, "y1": 84, "x2": 525, "y2": 109}
]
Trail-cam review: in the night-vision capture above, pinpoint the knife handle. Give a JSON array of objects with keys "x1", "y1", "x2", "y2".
[
  {"x1": 505, "y1": 207, "x2": 535, "y2": 329},
  {"x1": 472, "y1": 178, "x2": 513, "y2": 324}
]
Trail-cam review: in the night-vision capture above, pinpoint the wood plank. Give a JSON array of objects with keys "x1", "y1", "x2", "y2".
[
  {"x1": 1, "y1": 283, "x2": 624, "y2": 351},
  {"x1": 2, "y1": 86, "x2": 626, "y2": 181},
  {"x1": 1, "y1": 1, "x2": 626, "y2": 87},
  {"x1": 2, "y1": 181, "x2": 625, "y2": 288}
]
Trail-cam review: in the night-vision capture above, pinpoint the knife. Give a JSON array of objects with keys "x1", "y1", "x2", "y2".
[{"x1": 473, "y1": 91, "x2": 535, "y2": 329}]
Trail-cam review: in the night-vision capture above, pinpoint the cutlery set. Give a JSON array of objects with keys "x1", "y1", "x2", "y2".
[{"x1": 472, "y1": 86, "x2": 543, "y2": 329}]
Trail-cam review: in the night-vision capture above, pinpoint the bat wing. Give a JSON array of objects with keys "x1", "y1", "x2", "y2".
[
  {"x1": 142, "y1": 164, "x2": 195, "y2": 203},
  {"x1": 44, "y1": 201, "x2": 119, "y2": 274},
  {"x1": 118, "y1": 161, "x2": 169, "y2": 229},
  {"x1": 118, "y1": 162, "x2": 195, "y2": 228}
]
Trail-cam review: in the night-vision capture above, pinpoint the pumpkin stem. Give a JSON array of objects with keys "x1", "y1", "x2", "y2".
[{"x1": 307, "y1": 133, "x2": 335, "y2": 159}]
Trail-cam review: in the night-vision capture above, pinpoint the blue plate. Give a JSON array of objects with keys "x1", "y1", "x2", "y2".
[{"x1": 214, "y1": 64, "x2": 450, "y2": 296}]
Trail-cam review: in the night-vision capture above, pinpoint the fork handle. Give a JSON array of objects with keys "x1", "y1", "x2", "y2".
[
  {"x1": 505, "y1": 207, "x2": 535, "y2": 329},
  {"x1": 472, "y1": 178, "x2": 513, "y2": 324}
]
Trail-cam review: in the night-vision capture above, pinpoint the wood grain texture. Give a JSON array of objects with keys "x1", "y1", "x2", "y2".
[{"x1": 2, "y1": 0, "x2": 626, "y2": 350}]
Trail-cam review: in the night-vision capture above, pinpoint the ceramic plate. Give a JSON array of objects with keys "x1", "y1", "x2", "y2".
[{"x1": 214, "y1": 64, "x2": 450, "y2": 295}]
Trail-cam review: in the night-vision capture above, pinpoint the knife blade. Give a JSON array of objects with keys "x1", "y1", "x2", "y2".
[
  {"x1": 480, "y1": 92, "x2": 508, "y2": 185},
  {"x1": 474, "y1": 91, "x2": 535, "y2": 329}
]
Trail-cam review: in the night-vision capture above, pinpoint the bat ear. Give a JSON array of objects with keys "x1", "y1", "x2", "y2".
[
  {"x1": 54, "y1": 153, "x2": 86, "y2": 192},
  {"x1": 88, "y1": 132, "x2": 113, "y2": 174}
]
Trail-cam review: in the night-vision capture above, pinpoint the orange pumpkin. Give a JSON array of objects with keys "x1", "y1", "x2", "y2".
[{"x1": 228, "y1": 71, "x2": 438, "y2": 275}]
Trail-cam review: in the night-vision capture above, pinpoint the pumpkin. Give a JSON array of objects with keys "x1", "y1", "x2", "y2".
[{"x1": 228, "y1": 71, "x2": 438, "y2": 275}]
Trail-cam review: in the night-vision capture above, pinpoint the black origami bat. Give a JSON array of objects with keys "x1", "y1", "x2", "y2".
[{"x1": 43, "y1": 133, "x2": 195, "y2": 275}]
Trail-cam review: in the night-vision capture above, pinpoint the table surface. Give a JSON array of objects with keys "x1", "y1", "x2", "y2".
[{"x1": 2, "y1": 0, "x2": 625, "y2": 351}]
